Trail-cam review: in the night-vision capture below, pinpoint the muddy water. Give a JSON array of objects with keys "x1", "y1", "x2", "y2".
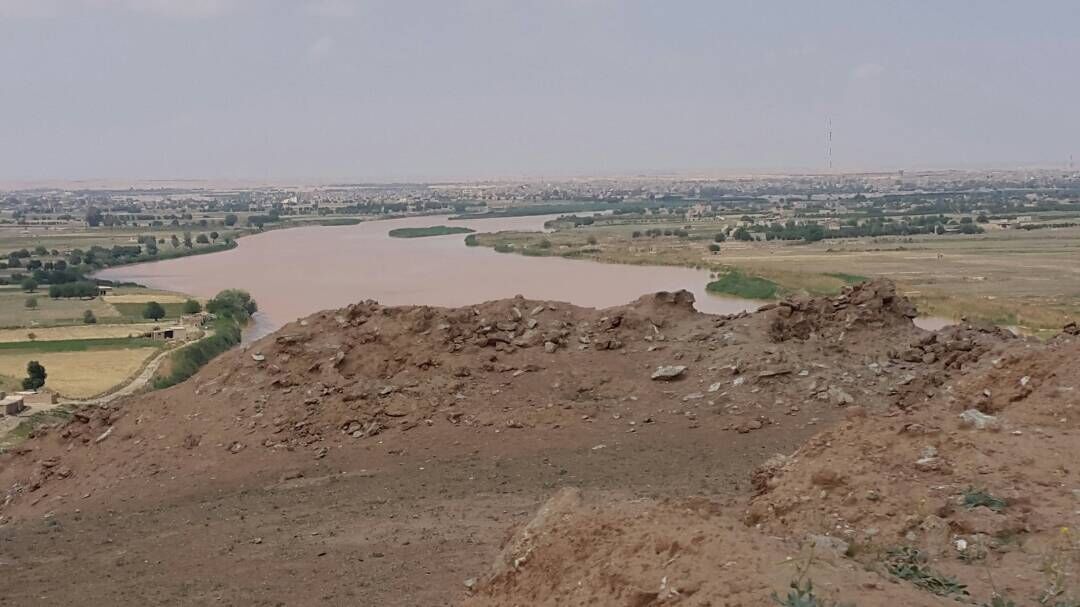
[{"x1": 98, "y1": 214, "x2": 763, "y2": 339}]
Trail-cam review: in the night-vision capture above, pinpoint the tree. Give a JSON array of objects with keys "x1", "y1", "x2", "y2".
[
  {"x1": 20, "y1": 278, "x2": 37, "y2": 292},
  {"x1": 196, "y1": 233, "x2": 210, "y2": 244},
  {"x1": 182, "y1": 299, "x2": 203, "y2": 314},
  {"x1": 143, "y1": 301, "x2": 166, "y2": 321},
  {"x1": 224, "y1": 214, "x2": 238, "y2": 226},
  {"x1": 24, "y1": 296, "x2": 37, "y2": 309},
  {"x1": 170, "y1": 234, "x2": 181, "y2": 248},
  {"x1": 708, "y1": 243, "x2": 721, "y2": 253},
  {"x1": 183, "y1": 232, "x2": 193, "y2": 248},
  {"x1": 209, "y1": 231, "x2": 220, "y2": 243},
  {"x1": 33, "y1": 245, "x2": 48, "y2": 256},
  {"x1": 83, "y1": 309, "x2": 97, "y2": 324},
  {"x1": 206, "y1": 289, "x2": 257, "y2": 321},
  {"x1": 22, "y1": 360, "x2": 47, "y2": 390},
  {"x1": 733, "y1": 227, "x2": 754, "y2": 241},
  {"x1": 713, "y1": 232, "x2": 726, "y2": 242},
  {"x1": 586, "y1": 235, "x2": 598, "y2": 245},
  {"x1": 86, "y1": 207, "x2": 103, "y2": 227}
]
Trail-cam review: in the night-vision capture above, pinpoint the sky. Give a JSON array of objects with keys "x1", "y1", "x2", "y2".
[{"x1": 0, "y1": 0, "x2": 1077, "y2": 182}]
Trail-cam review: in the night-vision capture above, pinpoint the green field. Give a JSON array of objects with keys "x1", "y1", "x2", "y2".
[
  {"x1": 388, "y1": 225, "x2": 475, "y2": 238},
  {"x1": 0, "y1": 337, "x2": 161, "y2": 353},
  {"x1": 706, "y1": 271, "x2": 780, "y2": 300}
]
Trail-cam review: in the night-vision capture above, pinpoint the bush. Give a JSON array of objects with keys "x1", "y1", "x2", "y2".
[
  {"x1": 206, "y1": 289, "x2": 257, "y2": 321},
  {"x1": 708, "y1": 243, "x2": 721, "y2": 253},
  {"x1": 48, "y1": 281, "x2": 99, "y2": 298},
  {"x1": 22, "y1": 360, "x2": 47, "y2": 390},
  {"x1": 83, "y1": 310, "x2": 97, "y2": 324},
  {"x1": 182, "y1": 299, "x2": 203, "y2": 314},
  {"x1": 152, "y1": 319, "x2": 242, "y2": 389},
  {"x1": 20, "y1": 278, "x2": 37, "y2": 292},
  {"x1": 24, "y1": 296, "x2": 37, "y2": 309},
  {"x1": 143, "y1": 301, "x2": 166, "y2": 321}
]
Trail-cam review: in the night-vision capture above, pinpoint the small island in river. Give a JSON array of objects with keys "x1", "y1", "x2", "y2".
[{"x1": 388, "y1": 225, "x2": 476, "y2": 238}]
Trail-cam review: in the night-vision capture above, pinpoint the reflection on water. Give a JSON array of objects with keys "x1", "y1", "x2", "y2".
[{"x1": 98, "y1": 214, "x2": 761, "y2": 337}]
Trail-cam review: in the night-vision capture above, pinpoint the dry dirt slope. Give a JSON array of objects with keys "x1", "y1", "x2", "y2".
[{"x1": 0, "y1": 280, "x2": 1054, "y2": 605}]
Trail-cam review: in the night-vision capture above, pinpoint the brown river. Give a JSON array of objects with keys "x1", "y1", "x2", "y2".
[{"x1": 97, "y1": 214, "x2": 764, "y2": 340}]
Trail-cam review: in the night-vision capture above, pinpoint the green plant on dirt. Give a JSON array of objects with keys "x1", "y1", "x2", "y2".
[
  {"x1": 771, "y1": 549, "x2": 854, "y2": 607},
  {"x1": 963, "y1": 488, "x2": 1008, "y2": 512},
  {"x1": 983, "y1": 596, "x2": 1018, "y2": 607},
  {"x1": 885, "y1": 547, "x2": 968, "y2": 598},
  {"x1": 771, "y1": 579, "x2": 853, "y2": 607}
]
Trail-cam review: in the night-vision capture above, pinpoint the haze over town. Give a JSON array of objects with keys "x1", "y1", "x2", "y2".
[{"x1": 2, "y1": 0, "x2": 1078, "y2": 182}]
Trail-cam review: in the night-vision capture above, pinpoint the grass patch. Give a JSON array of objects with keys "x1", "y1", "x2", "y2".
[
  {"x1": 962, "y1": 487, "x2": 1008, "y2": 512},
  {"x1": 3, "y1": 407, "x2": 73, "y2": 447},
  {"x1": 0, "y1": 337, "x2": 160, "y2": 353},
  {"x1": 884, "y1": 546, "x2": 968, "y2": 598},
  {"x1": 824, "y1": 272, "x2": 869, "y2": 284},
  {"x1": 111, "y1": 302, "x2": 187, "y2": 320},
  {"x1": 706, "y1": 270, "x2": 780, "y2": 299},
  {"x1": 388, "y1": 225, "x2": 475, "y2": 238}
]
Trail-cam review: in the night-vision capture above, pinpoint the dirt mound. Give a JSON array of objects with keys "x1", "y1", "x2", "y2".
[
  {"x1": 468, "y1": 330, "x2": 1079, "y2": 606},
  {"x1": 466, "y1": 489, "x2": 943, "y2": 607},
  {"x1": 0, "y1": 281, "x2": 1040, "y2": 605},
  {"x1": 764, "y1": 278, "x2": 918, "y2": 342}
]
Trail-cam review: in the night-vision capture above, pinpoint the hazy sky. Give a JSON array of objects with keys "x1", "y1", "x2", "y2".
[{"x1": 1, "y1": 0, "x2": 1077, "y2": 182}]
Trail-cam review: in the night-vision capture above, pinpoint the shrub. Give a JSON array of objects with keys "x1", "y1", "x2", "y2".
[
  {"x1": 24, "y1": 296, "x2": 37, "y2": 309},
  {"x1": 143, "y1": 301, "x2": 166, "y2": 321},
  {"x1": 152, "y1": 319, "x2": 242, "y2": 389},
  {"x1": 182, "y1": 299, "x2": 203, "y2": 314},
  {"x1": 20, "y1": 278, "x2": 37, "y2": 292},
  {"x1": 22, "y1": 360, "x2": 47, "y2": 390},
  {"x1": 83, "y1": 309, "x2": 97, "y2": 324}
]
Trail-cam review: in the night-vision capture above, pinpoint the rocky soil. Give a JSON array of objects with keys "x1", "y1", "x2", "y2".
[{"x1": 1, "y1": 280, "x2": 1068, "y2": 606}]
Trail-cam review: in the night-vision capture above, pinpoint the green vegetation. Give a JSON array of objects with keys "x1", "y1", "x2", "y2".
[
  {"x1": 152, "y1": 289, "x2": 256, "y2": 389},
  {"x1": 771, "y1": 579, "x2": 852, "y2": 607},
  {"x1": 24, "y1": 296, "x2": 37, "y2": 309},
  {"x1": 182, "y1": 299, "x2": 202, "y2": 314},
  {"x1": 142, "y1": 301, "x2": 166, "y2": 321},
  {"x1": 962, "y1": 488, "x2": 1008, "y2": 512},
  {"x1": 22, "y1": 360, "x2": 46, "y2": 390},
  {"x1": 0, "y1": 337, "x2": 160, "y2": 353},
  {"x1": 884, "y1": 547, "x2": 968, "y2": 598},
  {"x1": 823, "y1": 272, "x2": 868, "y2": 284},
  {"x1": 112, "y1": 301, "x2": 186, "y2": 320},
  {"x1": 83, "y1": 310, "x2": 97, "y2": 324},
  {"x1": 388, "y1": 225, "x2": 476, "y2": 238},
  {"x1": 706, "y1": 270, "x2": 780, "y2": 299}
]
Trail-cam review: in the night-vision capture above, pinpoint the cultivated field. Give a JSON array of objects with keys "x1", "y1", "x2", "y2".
[
  {"x1": 0, "y1": 322, "x2": 162, "y2": 343},
  {"x1": 473, "y1": 221, "x2": 1080, "y2": 332},
  {"x1": 0, "y1": 347, "x2": 158, "y2": 398},
  {"x1": 0, "y1": 290, "x2": 121, "y2": 327}
]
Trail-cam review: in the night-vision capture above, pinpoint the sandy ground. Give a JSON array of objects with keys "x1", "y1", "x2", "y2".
[{"x1": 0, "y1": 281, "x2": 1068, "y2": 605}]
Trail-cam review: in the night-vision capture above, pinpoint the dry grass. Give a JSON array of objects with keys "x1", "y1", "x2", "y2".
[
  {"x1": 0, "y1": 348, "x2": 158, "y2": 398},
  {"x1": 104, "y1": 292, "x2": 188, "y2": 304},
  {"x1": 0, "y1": 323, "x2": 162, "y2": 343}
]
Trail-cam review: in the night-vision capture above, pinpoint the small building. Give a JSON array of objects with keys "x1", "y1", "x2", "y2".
[
  {"x1": 98, "y1": 285, "x2": 113, "y2": 297},
  {"x1": 1, "y1": 394, "x2": 26, "y2": 416},
  {"x1": 151, "y1": 326, "x2": 188, "y2": 341}
]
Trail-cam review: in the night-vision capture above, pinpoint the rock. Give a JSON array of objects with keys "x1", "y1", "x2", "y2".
[
  {"x1": 463, "y1": 578, "x2": 477, "y2": 591},
  {"x1": 251, "y1": 353, "x2": 266, "y2": 362},
  {"x1": 806, "y1": 534, "x2": 850, "y2": 561},
  {"x1": 490, "y1": 487, "x2": 582, "y2": 580},
  {"x1": 530, "y1": 305, "x2": 545, "y2": 316},
  {"x1": 228, "y1": 441, "x2": 245, "y2": 454},
  {"x1": 94, "y1": 427, "x2": 113, "y2": 444},
  {"x1": 707, "y1": 382, "x2": 723, "y2": 393},
  {"x1": 543, "y1": 341, "x2": 558, "y2": 353},
  {"x1": 651, "y1": 365, "x2": 687, "y2": 381},
  {"x1": 827, "y1": 386, "x2": 855, "y2": 406},
  {"x1": 958, "y1": 409, "x2": 1000, "y2": 431}
]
